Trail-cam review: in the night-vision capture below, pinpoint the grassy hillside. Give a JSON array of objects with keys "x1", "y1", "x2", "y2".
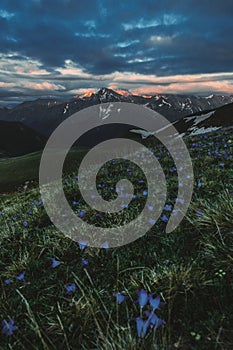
[
  {"x1": 0, "y1": 130, "x2": 232, "y2": 349},
  {"x1": 0, "y1": 148, "x2": 88, "y2": 193}
]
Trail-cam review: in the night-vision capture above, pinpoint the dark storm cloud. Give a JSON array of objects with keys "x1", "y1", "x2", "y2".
[{"x1": 0, "y1": 0, "x2": 232, "y2": 100}]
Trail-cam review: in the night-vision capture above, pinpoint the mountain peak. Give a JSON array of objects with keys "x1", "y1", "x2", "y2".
[{"x1": 96, "y1": 87, "x2": 120, "y2": 96}]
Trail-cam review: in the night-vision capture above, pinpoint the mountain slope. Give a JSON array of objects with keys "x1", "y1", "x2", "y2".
[
  {"x1": 0, "y1": 120, "x2": 45, "y2": 157},
  {"x1": 1, "y1": 88, "x2": 233, "y2": 137},
  {"x1": 174, "y1": 101, "x2": 233, "y2": 136},
  {"x1": 130, "y1": 102, "x2": 233, "y2": 140}
]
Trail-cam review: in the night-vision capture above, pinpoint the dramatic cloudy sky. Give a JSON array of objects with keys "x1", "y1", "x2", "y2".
[{"x1": 0, "y1": 0, "x2": 233, "y2": 105}]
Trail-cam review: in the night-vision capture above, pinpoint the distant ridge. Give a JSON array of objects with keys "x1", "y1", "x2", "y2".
[{"x1": 0, "y1": 88, "x2": 233, "y2": 139}]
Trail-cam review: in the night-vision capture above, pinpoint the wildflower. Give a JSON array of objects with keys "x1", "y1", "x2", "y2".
[
  {"x1": 51, "y1": 258, "x2": 61, "y2": 268},
  {"x1": 72, "y1": 201, "x2": 78, "y2": 205},
  {"x1": 135, "y1": 317, "x2": 149, "y2": 338},
  {"x1": 1, "y1": 318, "x2": 17, "y2": 336},
  {"x1": 144, "y1": 310, "x2": 166, "y2": 329},
  {"x1": 169, "y1": 167, "x2": 176, "y2": 173},
  {"x1": 160, "y1": 214, "x2": 168, "y2": 223},
  {"x1": 65, "y1": 283, "x2": 76, "y2": 295},
  {"x1": 101, "y1": 241, "x2": 109, "y2": 250},
  {"x1": 16, "y1": 271, "x2": 25, "y2": 281},
  {"x1": 164, "y1": 204, "x2": 172, "y2": 211},
  {"x1": 114, "y1": 292, "x2": 127, "y2": 304},
  {"x1": 196, "y1": 210, "x2": 203, "y2": 216},
  {"x1": 78, "y1": 210, "x2": 86, "y2": 218},
  {"x1": 23, "y1": 220, "x2": 28, "y2": 228},
  {"x1": 143, "y1": 190, "x2": 148, "y2": 196},
  {"x1": 175, "y1": 198, "x2": 185, "y2": 204},
  {"x1": 81, "y1": 258, "x2": 88, "y2": 267},
  {"x1": 197, "y1": 181, "x2": 202, "y2": 188},
  {"x1": 137, "y1": 289, "x2": 148, "y2": 308},
  {"x1": 149, "y1": 218, "x2": 156, "y2": 225},
  {"x1": 78, "y1": 240, "x2": 88, "y2": 250},
  {"x1": 148, "y1": 295, "x2": 161, "y2": 310},
  {"x1": 5, "y1": 279, "x2": 12, "y2": 285}
]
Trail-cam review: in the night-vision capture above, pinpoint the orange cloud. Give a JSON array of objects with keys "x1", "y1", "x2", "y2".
[
  {"x1": 24, "y1": 82, "x2": 66, "y2": 91},
  {"x1": 132, "y1": 80, "x2": 233, "y2": 95}
]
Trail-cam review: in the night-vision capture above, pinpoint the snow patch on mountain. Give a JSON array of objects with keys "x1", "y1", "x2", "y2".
[
  {"x1": 184, "y1": 111, "x2": 214, "y2": 125},
  {"x1": 190, "y1": 126, "x2": 221, "y2": 135}
]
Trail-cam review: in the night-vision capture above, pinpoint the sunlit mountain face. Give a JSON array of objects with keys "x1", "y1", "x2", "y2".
[{"x1": 0, "y1": 0, "x2": 232, "y2": 106}]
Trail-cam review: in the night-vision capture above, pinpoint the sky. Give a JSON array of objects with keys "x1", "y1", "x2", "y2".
[{"x1": 0, "y1": 0, "x2": 233, "y2": 105}]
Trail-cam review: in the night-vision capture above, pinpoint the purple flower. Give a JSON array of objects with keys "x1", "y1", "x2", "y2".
[
  {"x1": 137, "y1": 289, "x2": 148, "y2": 308},
  {"x1": 144, "y1": 311, "x2": 166, "y2": 330},
  {"x1": 78, "y1": 210, "x2": 86, "y2": 218},
  {"x1": 196, "y1": 210, "x2": 204, "y2": 216},
  {"x1": 23, "y1": 220, "x2": 28, "y2": 228},
  {"x1": 114, "y1": 292, "x2": 127, "y2": 304},
  {"x1": 5, "y1": 279, "x2": 12, "y2": 285},
  {"x1": 1, "y1": 318, "x2": 17, "y2": 336},
  {"x1": 149, "y1": 218, "x2": 156, "y2": 225},
  {"x1": 65, "y1": 283, "x2": 76, "y2": 295},
  {"x1": 147, "y1": 205, "x2": 154, "y2": 211},
  {"x1": 197, "y1": 181, "x2": 202, "y2": 188},
  {"x1": 81, "y1": 258, "x2": 88, "y2": 267},
  {"x1": 143, "y1": 190, "x2": 148, "y2": 196},
  {"x1": 148, "y1": 295, "x2": 161, "y2": 310},
  {"x1": 101, "y1": 241, "x2": 109, "y2": 250},
  {"x1": 164, "y1": 204, "x2": 172, "y2": 212},
  {"x1": 16, "y1": 271, "x2": 25, "y2": 281},
  {"x1": 175, "y1": 198, "x2": 185, "y2": 204},
  {"x1": 161, "y1": 214, "x2": 168, "y2": 223},
  {"x1": 78, "y1": 240, "x2": 88, "y2": 250},
  {"x1": 51, "y1": 258, "x2": 61, "y2": 268},
  {"x1": 135, "y1": 317, "x2": 149, "y2": 338}
]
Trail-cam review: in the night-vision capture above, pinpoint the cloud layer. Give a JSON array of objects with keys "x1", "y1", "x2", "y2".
[{"x1": 0, "y1": 0, "x2": 232, "y2": 104}]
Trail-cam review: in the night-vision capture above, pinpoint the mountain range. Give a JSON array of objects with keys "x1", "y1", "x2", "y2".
[
  {"x1": 0, "y1": 88, "x2": 232, "y2": 156},
  {"x1": 1, "y1": 88, "x2": 233, "y2": 137}
]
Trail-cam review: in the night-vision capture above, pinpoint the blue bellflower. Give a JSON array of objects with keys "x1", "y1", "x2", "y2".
[
  {"x1": 135, "y1": 317, "x2": 150, "y2": 338},
  {"x1": 78, "y1": 240, "x2": 88, "y2": 250},
  {"x1": 81, "y1": 258, "x2": 88, "y2": 267},
  {"x1": 1, "y1": 318, "x2": 17, "y2": 336},
  {"x1": 51, "y1": 258, "x2": 61, "y2": 268},
  {"x1": 16, "y1": 271, "x2": 25, "y2": 281},
  {"x1": 137, "y1": 289, "x2": 148, "y2": 308},
  {"x1": 114, "y1": 292, "x2": 127, "y2": 304},
  {"x1": 65, "y1": 283, "x2": 76, "y2": 295},
  {"x1": 148, "y1": 295, "x2": 161, "y2": 310}
]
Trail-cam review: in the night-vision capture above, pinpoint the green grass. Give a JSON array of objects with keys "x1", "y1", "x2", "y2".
[
  {"x1": 0, "y1": 148, "x2": 88, "y2": 193},
  {"x1": 0, "y1": 130, "x2": 232, "y2": 349}
]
